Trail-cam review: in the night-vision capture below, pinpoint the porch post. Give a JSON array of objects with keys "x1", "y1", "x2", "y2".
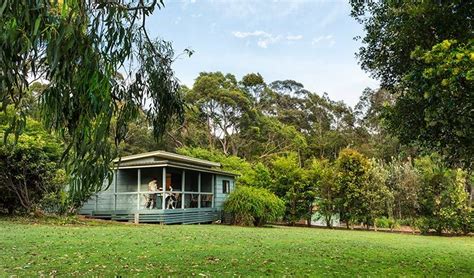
[
  {"x1": 211, "y1": 174, "x2": 215, "y2": 208},
  {"x1": 113, "y1": 170, "x2": 117, "y2": 211},
  {"x1": 181, "y1": 170, "x2": 185, "y2": 209},
  {"x1": 198, "y1": 172, "x2": 201, "y2": 208},
  {"x1": 162, "y1": 167, "x2": 166, "y2": 210},
  {"x1": 137, "y1": 169, "x2": 141, "y2": 210}
]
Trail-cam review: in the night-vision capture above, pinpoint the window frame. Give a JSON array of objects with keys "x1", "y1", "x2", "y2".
[{"x1": 222, "y1": 180, "x2": 230, "y2": 194}]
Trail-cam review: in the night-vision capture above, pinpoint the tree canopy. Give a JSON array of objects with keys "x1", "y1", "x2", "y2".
[
  {"x1": 1, "y1": 0, "x2": 187, "y2": 206},
  {"x1": 350, "y1": 1, "x2": 473, "y2": 88},
  {"x1": 351, "y1": 1, "x2": 474, "y2": 169},
  {"x1": 385, "y1": 40, "x2": 474, "y2": 168}
]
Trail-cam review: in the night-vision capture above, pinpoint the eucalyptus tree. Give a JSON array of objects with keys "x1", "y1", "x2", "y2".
[
  {"x1": 186, "y1": 72, "x2": 251, "y2": 156},
  {"x1": 1, "y1": 1, "x2": 188, "y2": 208},
  {"x1": 240, "y1": 73, "x2": 266, "y2": 108}
]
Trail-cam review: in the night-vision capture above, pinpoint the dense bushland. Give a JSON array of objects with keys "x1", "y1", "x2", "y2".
[
  {"x1": 187, "y1": 146, "x2": 472, "y2": 233},
  {"x1": 0, "y1": 108, "x2": 68, "y2": 215}
]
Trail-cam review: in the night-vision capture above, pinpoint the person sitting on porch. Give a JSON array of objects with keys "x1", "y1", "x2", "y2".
[{"x1": 145, "y1": 177, "x2": 158, "y2": 209}]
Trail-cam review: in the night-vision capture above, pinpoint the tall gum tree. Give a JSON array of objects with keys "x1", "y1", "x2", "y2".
[{"x1": 1, "y1": 0, "x2": 189, "y2": 208}]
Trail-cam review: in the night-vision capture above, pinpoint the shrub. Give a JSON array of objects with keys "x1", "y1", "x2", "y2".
[
  {"x1": 375, "y1": 217, "x2": 389, "y2": 228},
  {"x1": 270, "y1": 153, "x2": 314, "y2": 225},
  {"x1": 308, "y1": 159, "x2": 339, "y2": 228},
  {"x1": 398, "y1": 218, "x2": 416, "y2": 227},
  {"x1": 362, "y1": 159, "x2": 393, "y2": 228},
  {"x1": 386, "y1": 158, "x2": 420, "y2": 220},
  {"x1": 387, "y1": 218, "x2": 400, "y2": 231},
  {"x1": 0, "y1": 114, "x2": 65, "y2": 215},
  {"x1": 335, "y1": 148, "x2": 371, "y2": 228},
  {"x1": 415, "y1": 155, "x2": 471, "y2": 234},
  {"x1": 375, "y1": 217, "x2": 399, "y2": 231},
  {"x1": 414, "y1": 217, "x2": 431, "y2": 234},
  {"x1": 223, "y1": 186, "x2": 285, "y2": 226}
]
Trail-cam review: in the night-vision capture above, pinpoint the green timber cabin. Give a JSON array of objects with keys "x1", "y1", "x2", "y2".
[{"x1": 80, "y1": 151, "x2": 237, "y2": 224}]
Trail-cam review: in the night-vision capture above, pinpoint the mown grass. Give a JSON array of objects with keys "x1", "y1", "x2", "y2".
[{"x1": 0, "y1": 219, "x2": 473, "y2": 277}]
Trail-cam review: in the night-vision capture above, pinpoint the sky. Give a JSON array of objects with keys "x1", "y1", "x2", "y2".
[{"x1": 147, "y1": 0, "x2": 379, "y2": 107}]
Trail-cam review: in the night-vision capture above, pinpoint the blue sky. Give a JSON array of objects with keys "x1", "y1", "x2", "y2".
[{"x1": 148, "y1": 0, "x2": 379, "y2": 106}]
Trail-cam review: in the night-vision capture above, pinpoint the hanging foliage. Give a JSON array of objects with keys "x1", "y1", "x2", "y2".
[{"x1": 0, "y1": 0, "x2": 188, "y2": 208}]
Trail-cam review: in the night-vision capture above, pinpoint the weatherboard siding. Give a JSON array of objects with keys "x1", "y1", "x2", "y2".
[{"x1": 214, "y1": 175, "x2": 235, "y2": 209}]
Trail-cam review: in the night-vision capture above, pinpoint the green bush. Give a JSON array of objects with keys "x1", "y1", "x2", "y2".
[
  {"x1": 398, "y1": 218, "x2": 416, "y2": 227},
  {"x1": 375, "y1": 217, "x2": 389, "y2": 228},
  {"x1": 375, "y1": 217, "x2": 399, "y2": 230},
  {"x1": 460, "y1": 210, "x2": 474, "y2": 235},
  {"x1": 415, "y1": 155, "x2": 471, "y2": 234},
  {"x1": 223, "y1": 186, "x2": 285, "y2": 226},
  {"x1": 414, "y1": 217, "x2": 431, "y2": 234},
  {"x1": 270, "y1": 153, "x2": 314, "y2": 225},
  {"x1": 335, "y1": 148, "x2": 371, "y2": 228},
  {"x1": 0, "y1": 113, "x2": 65, "y2": 215},
  {"x1": 386, "y1": 158, "x2": 420, "y2": 220}
]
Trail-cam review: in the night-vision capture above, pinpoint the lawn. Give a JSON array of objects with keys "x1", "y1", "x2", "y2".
[{"x1": 0, "y1": 219, "x2": 473, "y2": 277}]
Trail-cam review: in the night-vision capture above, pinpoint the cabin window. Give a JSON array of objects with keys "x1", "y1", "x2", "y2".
[
  {"x1": 200, "y1": 194, "x2": 213, "y2": 208},
  {"x1": 185, "y1": 170, "x2": 199, "y2": 192},
  {"x1": 222, "y1": 180, "x2": 230, "y2": 194},
  {"x1": 166, "y1": 167, "x2": 182, "y2": 191},
  {"x1": 201, "y1": 173, "x2": 213, "y2": 193},
  {"x1": 140, "y1": 168, "x2": 163, "y2": 192},
  {"x1": 184, "y1": 193, "x2": 199, "y2": 208}
]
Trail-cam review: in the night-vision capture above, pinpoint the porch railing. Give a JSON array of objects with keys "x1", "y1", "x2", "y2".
[{"x1": 93, "y1": 191, "x2": 214, "y2": 212}]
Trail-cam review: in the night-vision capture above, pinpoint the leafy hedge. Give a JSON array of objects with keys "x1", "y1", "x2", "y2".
[{"x1": 224, "y1": 186, "x2": 285, "y2": 226}]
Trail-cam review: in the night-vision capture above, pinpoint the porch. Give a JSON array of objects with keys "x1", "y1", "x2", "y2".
[{"x1": 82, "y1": 166, "x2": 221, "y2": 223}]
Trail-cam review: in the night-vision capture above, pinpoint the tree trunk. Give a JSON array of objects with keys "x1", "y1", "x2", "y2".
[
  {"x1": 325, "y1": 215, "x2": 332, "y2": 228},
  {"x1": 469, "y1": 181, "x2": 473, "y2": 208},
  {"x1": 206, "y1": 116, "x2": 214, "y2": 150},
  {"x1": 306, "y1": 205, "x2": 313, "y2": 227}
]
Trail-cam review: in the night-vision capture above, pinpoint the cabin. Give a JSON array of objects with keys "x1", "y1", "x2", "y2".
[{"x1": 80, "y1": 151, "x2": 237, "y2": 224}]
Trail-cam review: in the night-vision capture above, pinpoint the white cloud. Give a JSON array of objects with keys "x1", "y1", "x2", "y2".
[
  {"x1": 232, "y1": 31, "x2": 303, "y2": 48},
  {"x1": 286, "y1": 35, "x2": 303, "y2": 41},
  {"x1": 257, "y1": 36, "x2": 280, "y2": 48},
  {"x1": 232, "y1": 30, "x2": 270, "y2": 39},
  {"x1": 211, "y1": 0, "x2": 306, "y2": 19},
  {"x1": 311, "y1": 35, "x2": 335, "y2": 47},
  {"x1": 180, "y1": 0, "x2": 197, "y2": 9}
]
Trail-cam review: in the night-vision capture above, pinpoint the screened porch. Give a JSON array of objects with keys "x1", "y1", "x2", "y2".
[{"x1": 91, "y1": 166, "x2": 216, "y2": 213}]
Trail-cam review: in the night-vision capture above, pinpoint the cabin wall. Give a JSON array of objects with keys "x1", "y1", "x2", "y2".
[
  {"x1": 79, "y1": 174, "x2": 116, "y2": 214},
  {"x1": 214, "y1": 175, "x2": 235, "y2": 210}
]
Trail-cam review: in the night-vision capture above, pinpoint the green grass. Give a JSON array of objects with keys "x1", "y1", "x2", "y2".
[{"x1": 0, "y1": 220, "x2": 473, "y2": 277}]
